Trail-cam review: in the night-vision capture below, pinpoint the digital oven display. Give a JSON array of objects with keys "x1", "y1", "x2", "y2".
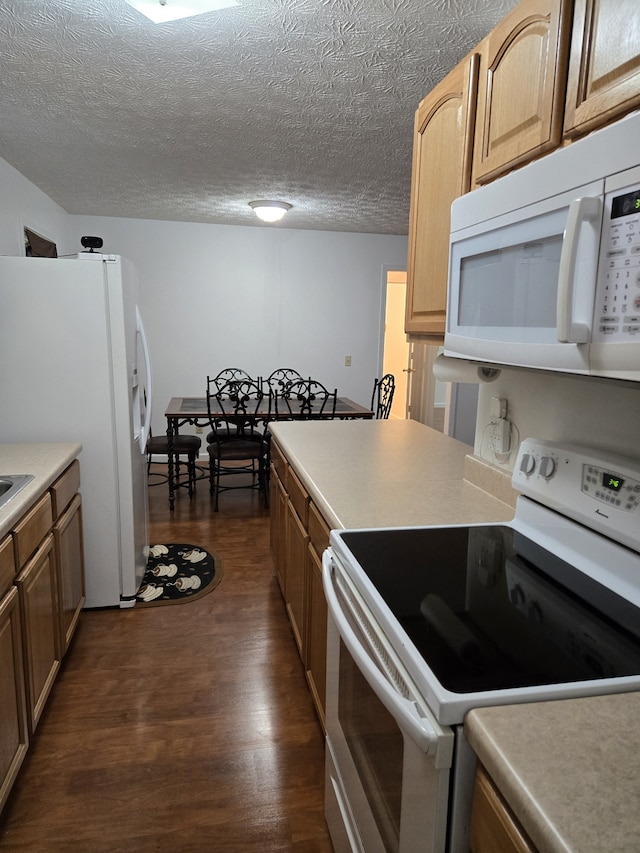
[
  {"x1": 611, "y1": 188, "x2": 640, "y2": 219},
  {"x1": 602, "y1": 472, "x2": 624, "y2": 492}
]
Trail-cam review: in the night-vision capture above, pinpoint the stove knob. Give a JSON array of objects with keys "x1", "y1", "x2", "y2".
[
  {"x1": 509, "y1": 584, "x2": 525, "y2": 607},
  {"x1": 539, "y1": 455, "x2": 556, "y2": 479},
  {"x1": 527, "y1": 602, "x2": 543, "y2": 623},
  {"x1": 519, "y1": 453, "x2": 536, "y2": 475}
]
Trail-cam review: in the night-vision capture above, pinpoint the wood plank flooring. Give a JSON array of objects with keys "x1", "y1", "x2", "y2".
[{"x1": 0, "y1": 468, "x2": 334, "y2": 852}]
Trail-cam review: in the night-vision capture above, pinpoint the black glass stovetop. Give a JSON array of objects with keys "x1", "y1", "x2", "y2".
[{"x1": 338, "y1": 525, "x2": 640, "y2": 695}]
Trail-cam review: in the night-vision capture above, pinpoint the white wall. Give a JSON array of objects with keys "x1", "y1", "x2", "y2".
[
  {"x1": 11, "y1": 151, "x2": 636, "y2": 475},
  {"x1": 475, "y1": 367, "x2": 640, "y2": 470},
  {"x1": 0, "y1": 157, "x2": 72, "y2": 256},
  {"x1": 70, "y1": 215, "x2": 408, "y2": 434}
]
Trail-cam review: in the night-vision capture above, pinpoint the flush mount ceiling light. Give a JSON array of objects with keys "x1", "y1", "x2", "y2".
[
  {"x1": 123, "y1": 0, "x2": 238, "y2": 24},
  {"x1": 248, "y1": 201, "x2": 293, "y2": 223}
]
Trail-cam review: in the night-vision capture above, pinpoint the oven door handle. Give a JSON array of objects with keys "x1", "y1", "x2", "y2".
[{"x1": 324, "y1": 558, "x2": 443, "y2": 757}]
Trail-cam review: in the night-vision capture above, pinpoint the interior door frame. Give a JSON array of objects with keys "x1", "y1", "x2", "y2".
[{"x1": 378, "y1": 267, "x2": 410, "y2": 420}]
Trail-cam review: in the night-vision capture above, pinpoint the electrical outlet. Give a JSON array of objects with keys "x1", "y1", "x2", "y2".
[
  {"x1": 195, "y1": 426, "x2": 203, "y2": 434},
  {"x1": 344, "y1": 355, "x2": 352, "y2": 367},
  {"x1": 490, "y1": 418, "x2": 511, "y2": 454}
]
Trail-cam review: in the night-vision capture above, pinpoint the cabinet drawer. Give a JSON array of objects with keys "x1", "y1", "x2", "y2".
[
  {"x1": 12, "y1": 493, "x2": 53, "y2": 569},
  {"x1": 0, "y1": 535, "x2": 16, "y2": 598},
  {"x1": 286, "y1": 467, "x2": 309, "y2": 526},
  {"x1": 308, "y1": 502, "x2": 330, "y2": 558},
  {"x1": 50, "y1": 460, "x2": 80, "y2": 519},
  {"x1": 270, "y1": 440, "x2": 288, "y2": 482}
]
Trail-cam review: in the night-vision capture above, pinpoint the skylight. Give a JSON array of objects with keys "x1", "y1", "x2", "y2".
[{"x1": 123, "y1": 0, "x2": 238, "y2": 24}]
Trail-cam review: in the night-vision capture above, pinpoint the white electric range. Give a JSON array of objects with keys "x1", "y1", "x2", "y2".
[{"x1": 322, "y1": 438, "x2": 640, "y2": 852}]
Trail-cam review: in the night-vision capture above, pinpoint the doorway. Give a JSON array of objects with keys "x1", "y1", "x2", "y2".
[
  {"x1": 381, "y1": 272, "x2": 478, "y2": 442},
  {"x1": 382, "y1": 271, "x2": 410, "y2": 419},
  {"x1": 382, "y1": 271, "x2": 446, "y2": 429}
]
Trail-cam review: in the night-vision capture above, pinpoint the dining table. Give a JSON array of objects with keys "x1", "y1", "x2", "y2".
[{"x1": 163, "y1": 395, "x2": 374, "y2": 509}]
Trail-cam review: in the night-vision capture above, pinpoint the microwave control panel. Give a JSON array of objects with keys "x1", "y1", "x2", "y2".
[{"x1": 594, "y1": 180, "x2": 640, "y2": 341}]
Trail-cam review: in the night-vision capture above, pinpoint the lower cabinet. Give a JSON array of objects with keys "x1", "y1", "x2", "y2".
[
  {"x1": 470, "y1": 763, "x2": 537, "y2": 853},
  {"x1": 269, "y1": 444, "x2": 288, "y2": 595},
  {"x1": 285, "y1": 501, "x2": 308, "y2": 657},
  {"x1": 15, "y1": 532, "x2": 60, "y2": 734},
  {"x1": 0, "y1": 457, "x2": 85, "y2": 813},
  {"x1": 54, "y1": 493, "x2": 85, "y2": 655},
  {"x1": 0, "y1": 584, "x2": 28, "y2": 814},
  {"x1": 306, "y1": 502, "x2": 330, "y2": 732},
  {"x1": 270, "y1": 439, "x2": 330, "y2": 731}
]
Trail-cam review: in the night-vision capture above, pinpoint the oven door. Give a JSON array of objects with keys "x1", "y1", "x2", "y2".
[{"x1": 323, "y1": 550, "x2": 454, "y2": 853}]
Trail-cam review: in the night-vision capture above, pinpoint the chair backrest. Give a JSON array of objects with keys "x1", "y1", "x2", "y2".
[
  {"x1": 265, "y1": 368, "x2": 303, "y2": 394},
  {"x1": 207, "y1": 378, "x2": 270, "y2": 442},
  {"x1": 208, "y1": 368, "x2": 252, "y2": 393},
  {"x1": 277, "y1": 378, "x2": 337, "y2": 420},
  {"x1": 371, "y1": 373, "x2": 395, "y2": 419}
]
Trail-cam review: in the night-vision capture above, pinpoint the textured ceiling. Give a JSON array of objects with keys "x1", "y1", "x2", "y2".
[{"x1": 0, "y1": 0, "x2": 519, "y2": 234}]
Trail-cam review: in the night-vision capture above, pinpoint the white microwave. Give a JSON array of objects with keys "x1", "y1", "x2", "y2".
[{"x1": 445, "y1": 111, "x2": 640, "y2": 382}]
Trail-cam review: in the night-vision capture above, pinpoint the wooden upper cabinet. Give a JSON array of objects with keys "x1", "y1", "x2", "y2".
[
  {"x1": 405, "y1": 52, "x2": 479, "y2": 339},
  {"x1": 472, "y1": 0, "x2": 572, "y2": 186},
  {"x1": 564, "y1": 0, "x2": 640, "y2": 137}
]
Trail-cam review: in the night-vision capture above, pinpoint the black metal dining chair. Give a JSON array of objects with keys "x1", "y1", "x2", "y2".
[
  {"x1": 206, "y1": 378, "x2": 271, "y2": 511},
  {"x1": 146, "y1": 426, "x2": 202, "y2": 497},
  {"x1": 265, "y1": 368, "x2": 303, "y2": 394},
  {"x1": 371, "y1": 373, "x2": 396, "y2": 419},
  {"x1": 205, "y1": 369, "x2": 255, "y2": 443},
  {"x1": 276, "y1": 378, "x2": 337, "y2": 420},
  {"x1": 208, "y1": 367, "x2": 253, "y2": 391}
]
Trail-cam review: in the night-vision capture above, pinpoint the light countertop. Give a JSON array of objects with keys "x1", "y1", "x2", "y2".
[
  {"x1": 466, "y1": 693, "x2": 640, "y2": 852},
  {"x1": 0, "y1": 443, "x2": 82, "y2": 538},
  {"x1": 269, "y1": 419, "x2": 516, "y2": 530}
]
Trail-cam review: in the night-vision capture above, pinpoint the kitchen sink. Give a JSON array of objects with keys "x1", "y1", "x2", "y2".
[{"x1": 0, "y1": 474, "x2": 34, "y2": 510}]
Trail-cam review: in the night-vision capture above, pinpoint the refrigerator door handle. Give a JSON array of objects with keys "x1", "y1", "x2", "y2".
[{"x1": 136, "y1": 305, "x2": 153, "y2": 454}]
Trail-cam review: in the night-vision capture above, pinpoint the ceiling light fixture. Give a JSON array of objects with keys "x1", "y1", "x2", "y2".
[
  {"x1": 249, "y1": 201, "x2": 293, "y2": 223},
  {"x1": 123, "y1": 0, "x2": 238, "y2": 24}
]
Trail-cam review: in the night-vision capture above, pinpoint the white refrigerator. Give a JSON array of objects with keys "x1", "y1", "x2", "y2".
[{"x1": 0, "y1": 253, "x2": 152, "y2": 608}]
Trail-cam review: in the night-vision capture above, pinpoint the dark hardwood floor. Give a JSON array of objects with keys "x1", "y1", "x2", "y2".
[{"x1": 0, "y1": 466, "x2": 333, "y2": 852}]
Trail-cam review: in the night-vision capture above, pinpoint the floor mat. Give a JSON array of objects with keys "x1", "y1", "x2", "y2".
[{"x1": 136, "y1": 543, "x2": 223, "y2": 606}]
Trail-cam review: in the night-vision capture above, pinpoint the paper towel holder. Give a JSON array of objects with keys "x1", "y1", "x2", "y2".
[{"x1": 478, "y1": 365, "x2": 501, "y2": 382}]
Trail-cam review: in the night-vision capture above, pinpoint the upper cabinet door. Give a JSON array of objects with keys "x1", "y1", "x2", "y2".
[
  {"x1": 564, "y1": 0, "x2": 640, "y2": 137},
  {"x1": 405, "y1": 53, "x2": 479, "y2": 339},
  {"x1": 472, "y1": 0, "x2": 572, "y2": 186}
]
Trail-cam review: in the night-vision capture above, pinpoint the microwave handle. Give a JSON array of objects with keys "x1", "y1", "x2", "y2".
[
  {"x1": 557, "y1": 196, "x2": 601, "y2": 343},
  {"x1": 323, "y1": 554, "x2": 443, "y2": 757}
]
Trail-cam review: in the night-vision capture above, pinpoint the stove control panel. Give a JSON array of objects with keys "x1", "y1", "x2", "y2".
[{"x1": 513, "y1": 438, "x2": 640, "y2": 551}]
